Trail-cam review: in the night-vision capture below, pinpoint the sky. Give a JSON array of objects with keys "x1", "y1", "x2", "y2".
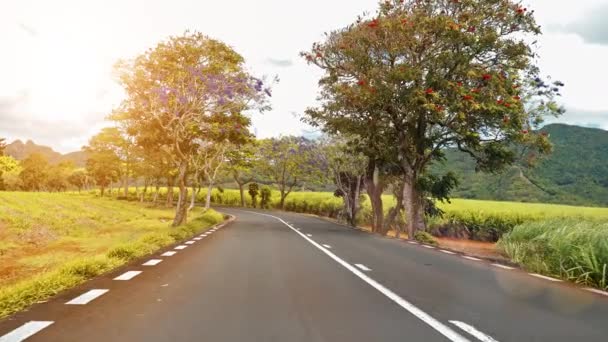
[{"x1": 0, "y1": 0, "x2": 607, "y2": 153}]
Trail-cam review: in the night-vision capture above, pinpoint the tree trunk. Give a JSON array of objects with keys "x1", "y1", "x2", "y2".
[
  {"x1": 384, "y1": 182, "x2": 405, "y2": 233},
  {"x1": 100, "y1": 186, "x2": 105, "y2": 197},
  {"x1": 205, "y1": 182, "x2": 213, "y2": 209},
  {"x1": 348, "y1": 175, "x2": 363, "y2": 226},
  {"x1": 365, "y1": 162, "x2": 384, "y2": 234},
  {"x1": 166, "y1": 177, "x2": 174, "y2": 208},
  {"x1": 402, "y1": 175, "x2": 426, "y2": 239},
  {"x1": 238, "y1": 183, "x2": 245, "y2": 207},
  {"x1": 172, "y1": 162, "x2": 189, "y2": 227},
  {"x1": 153, "y1": 184, "x2": 160, "y2": 204},
  {"x1": 279, "y1": 192, "x2": 287, "y2": 210},
  {"x1": 140, "y1": 184, "x2": 147, "y2": 202},
  {"x1": 123, "y1": 173, "x2": 128, "y2": 198}
]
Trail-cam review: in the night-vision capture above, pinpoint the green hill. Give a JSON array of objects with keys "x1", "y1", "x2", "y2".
[{"x1": 431, "y1": 124, "x2": 608, "y2": 207}]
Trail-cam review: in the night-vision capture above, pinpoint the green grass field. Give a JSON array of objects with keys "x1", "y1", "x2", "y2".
[
  {"x1": 99, "y1": 187, "x2": 608, "y2": 241},
  {"x1": 0, "y1": 192, "x2": 224, "y2": 318}
]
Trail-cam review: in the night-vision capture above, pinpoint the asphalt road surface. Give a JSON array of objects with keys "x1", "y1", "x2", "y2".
[{"x1": 1, "y1": 208, "x2": 608, "y2": 342}]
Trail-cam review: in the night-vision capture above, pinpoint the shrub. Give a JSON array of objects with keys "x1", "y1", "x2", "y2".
[
  {"x1": 498, "y1": 219, "x2": 608, "y2": 290},
  {"x1": 414, "y1": 231, "x2": 438, "y2": 246}
]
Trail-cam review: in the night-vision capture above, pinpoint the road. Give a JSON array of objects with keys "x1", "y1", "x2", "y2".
[{"x1": 1, "y1": 208, "x2": 608, "y2": 341}]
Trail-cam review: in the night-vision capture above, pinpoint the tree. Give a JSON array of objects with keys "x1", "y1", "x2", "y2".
[
  {"x1": 46, "y1": 161, "x2": 75, "y2": 192},
  {"x1": 84, "y1": 128, "x2": 122, "y2": 196},
  {"x1": 321, "y1": 137, "x2": 367, "y2": 226},
  {"x1": 19, "y1": 153, "x2": 49, "y2": 191},
  {"x1": 304, "y1": 0, "x2": 563, "y2": 238},
  {"x1": 68, "y1": 170, "x2": 88, "y2": 192},
  {"x1": 248, "y1": 182, "x2": 259, "y2": 208},
  {"x1": 258, "y1": 136, "x2": 327, "y2": 209},
  {"x1": 260, "y1": 186, "x2": 272, "y2": 209},
  {"x1": 114, "y1": 31, "x2": 271, "y2": 226},
  {"x1": 0, "y1": 155, "x2": 20, "y2": 191},
  {"x1": 224, "y1": 143, "x2": 257, "y2": 207}
]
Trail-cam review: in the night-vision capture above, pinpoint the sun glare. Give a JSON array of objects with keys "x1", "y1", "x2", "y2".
[{"x1": 26, "y1": 37, "x2": 107, "y2": 122}]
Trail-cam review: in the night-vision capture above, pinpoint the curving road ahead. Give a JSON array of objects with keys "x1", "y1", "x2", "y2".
[{"x1": 1, "y1": 208, "x2": 608, "y2": 341}]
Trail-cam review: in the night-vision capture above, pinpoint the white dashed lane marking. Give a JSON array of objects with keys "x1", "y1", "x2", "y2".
[
  {"x1": 185, "y1": 241, "x2": 195, "y2": 245},
  {"x1": 193, "y1": 237, "x2": 202, "y2": 240},
  {"x1": 440, "y1": 250, "x2": 456, "y2": 255},
  {"x1": 355, "y1": 264, "x2": 372, "y2": 272},
  {"x1": 162, "y1": 251, "x2": 177, "y2": 257},
  {"x1": 174, "y1": 245, "x2": 188, "y2": 250},
  {"x1": 66, "y1": 289, "x2": 109, "y2": 305},
  {"x1": 142, "y1": 259, "x2": 163, "y2": 266},
  {"x1": 408, "y1": 241, "x2": 419, "y2": 245},
  {"x1": 306, "y1": 234, "x2": 312, "y2": 237},
  {"x1": 322, "y1": 244, "x2": 332, "y2": 249},
  {"x1": 0, "y1": 321, "x2": 54, "y2": 342},
  {"x1": 114, "y1": 271, "x2": 142, "y2": 281},
  {"x1": 422, "y1": 245, "x2": 435, "y2": 249}
]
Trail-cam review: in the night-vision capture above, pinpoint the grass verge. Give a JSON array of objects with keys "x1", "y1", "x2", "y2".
[
  {"x1": 498, "y1": 219, "x2": 608, "y2": 290},
  {"x1": 0, "y1": 192, "x2": 224, "y2": 318}
]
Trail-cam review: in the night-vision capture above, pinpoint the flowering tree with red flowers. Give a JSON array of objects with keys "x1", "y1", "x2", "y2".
[
  {"x1": 114, "y1": 31, "x2": 272, "y2": 226},
  {"x1": 303, "y1": 0, "x2": 564, "y2": 238}
]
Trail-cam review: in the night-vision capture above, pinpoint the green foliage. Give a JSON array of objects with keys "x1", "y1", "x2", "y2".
[
  {"x1": 0, "y1": 192, "x2": 225, "y2": 318},
  {"x1": 84, "y1": 128, "x2": 122, "y2": 195},
  {"x1": 19, "y1": 153, "x2": 49, "y2": 191},
  {"x1": 260, "y1": 186, "x2": 272, "y2": 209},
  {"x1": 431, "y1": 124, "x2": 608, "y2": 207},
  {"x1": 499, "y1": 219, "x2": 608, "y2": 290},
  {"x1": 414, "y1": 231, "x2": 438, "y2": 246},
  {"x1": 257, "y1": 137, "x2": 328, "y2": 207}
]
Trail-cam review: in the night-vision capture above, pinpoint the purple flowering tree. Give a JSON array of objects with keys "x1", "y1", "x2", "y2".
[{"x1": 114, "y1": 31, "x2": 272, "y2": 226}]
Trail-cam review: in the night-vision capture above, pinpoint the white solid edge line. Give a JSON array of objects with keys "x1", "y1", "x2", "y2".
[
  {"x1": 492, "y1": 263, "x2": 514, "y2": 270},
  {"x1": 114, "y1": 271, "x2": 142, "y2": 281},
  {"x1": 440, "y1": 250, "x2": 456, "y2": 255},
  {"x1": 174, "y1": 245, "x2": 188, "y2": 250},
  {"x1": 66, "y1": 289, "x2": 109, "y2": 305},
  {"x1": 142, "y1": 259, "x2": 163, "y2": 266},
  {"x1": 355, "y1": 264, "x2": 372, "y2": 272},
  {"x1": 463, "y1": 256, "x2": 482, "y2": 261},
  {"x1": 246, "y1": 211, "x2": 470, "y2": 342},
  {"x1": 450, "y1": 321, "x2": 499, "y2": 342},
  {"x1": 322, "y1": 244, "x2": 332, "y2": 249},
  {"x1": 584, "y1": 288, "x2": 608, "y2": 296},
  {"x1": 529, "y1": 273, "x2": 562, "y2": 282},
  {"x1": 162, "y1": 251, "x2": 177, "y2": 257},
  {"x1": 0, "y1": 321, "x2": 54, "y2": 342}
]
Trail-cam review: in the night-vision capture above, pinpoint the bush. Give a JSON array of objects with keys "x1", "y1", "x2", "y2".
[
  {"x1": 414, "y1": 231, "x2": 438, "y2": 246},
  {"x1": 498, "y1": 219, "x2": 608, "y2": 290}
]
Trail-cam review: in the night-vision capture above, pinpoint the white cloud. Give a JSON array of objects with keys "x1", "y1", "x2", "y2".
[{"x1": 0, "y1": 0, "x2": 606, "y2": 153}]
